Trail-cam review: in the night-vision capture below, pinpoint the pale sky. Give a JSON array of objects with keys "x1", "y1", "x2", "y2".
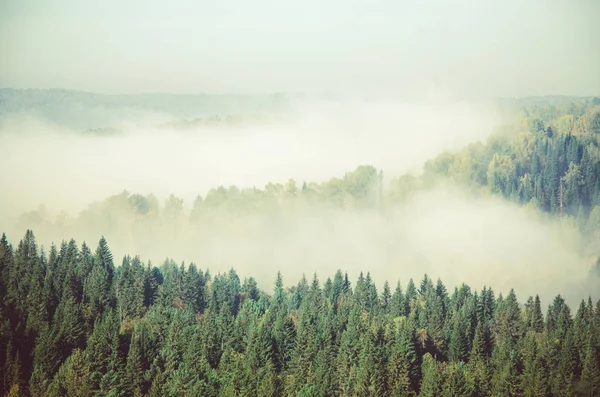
[{"x1": 1, "y1": 0, "x2": 599, "y2": 97}]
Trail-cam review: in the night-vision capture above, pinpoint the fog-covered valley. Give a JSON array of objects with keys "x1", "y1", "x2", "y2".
[
  {"x1": 2, "y1": 1, "x2": 600, "y2": 395},
  {"x1": 1, "y1": 91, "x2": 599, "y2": 306}
]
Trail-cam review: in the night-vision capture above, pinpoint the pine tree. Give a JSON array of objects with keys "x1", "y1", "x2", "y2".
[
  {"x1": 579, "y1": 330, "x2": 600, "y2": 396},
  {"x1": 331, "y1": 270, "x2": 345, "y2": 309},
  {"x1": 477, "y1": 286, "x2": 495, "y2": 325},
  {"x1": 442, "y1": 362, "x2": 471, "y2": 397},
  {"x1": 323, "y1": 277, "x2": 332, "y2": 301},
  {"x1": 546, "y1": 294, "x2": 566, "y2": 333},
  {"x1": 382, "y1": 281, "x2": 391, "y2": 315},
  {"x1": 449, "y1": 311, "x2": 469, "y2": 363},
  {"x1": 524, "y1": 295, "x2": 544, "y2": 332},
  {"x1": 183, "y1": 263, "x2": 206, "y2": 313},
  {"x1": 493, "y1": 289, "x2": 523, "y2": 349},
  {"x1": 126, "y1": 330, "x2": 146, "y2": 396},
  {"x1": 336, "y1": 304, "x2": 366, "y2": 394},
  {"x1": 46, "y1": 349, "x2": 93, "y2": 397},
  {"x1": 2, "y1": 344, "x2": 24, "y2": 397},
  {"x1": 143, "y1": 263, "x2": 160, "y2": 308},
  {"x1": 419, "y1": 353, "x2": 443, "y2": 397},
  {"x1": 520, "y1": 332, "x2": 549, "y2": 397},
  {"x1": 291, "y1": 297, "x2": 318, "y2": 393},
  {"x1": 397, "y1": 319, "x2": 420, "y2": 394},
  {"x1": 85, "y1": 310, "x2": 121, "y2": 391},
  {"x1": 84, "y1": 237, "x2": 116, "y2": 319},
  {"x1": 553, "y1": 328, "x2": 578, "y2": 396},
  {"x1": 405, "y1": 279, "x2": 417, "y2": 316},
  {"x1": 492, "y1": 349, "x2": 522, "y2": 397},
  {"x1": 364, "y1": 272, "x2": 379, "y2": 313},
  {"x1": 390, "y1": 280, "x2": 405, "y2": 317},
  {"x1": 470, "y1": 320, "x2": 493, "y2": 393}
]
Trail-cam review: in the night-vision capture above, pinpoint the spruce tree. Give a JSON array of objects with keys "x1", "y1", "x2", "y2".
[{"x1": 419, "y1": 353, "x2": 443, "y2": 397}]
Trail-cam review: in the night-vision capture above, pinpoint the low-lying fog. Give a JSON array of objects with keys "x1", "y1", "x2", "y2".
[
  {"x1": 0, "y1": 97, "x2": 498, "y2": 217},
  {"x1": 1, "y1": 97, "x2": 597, "y2": 307}
]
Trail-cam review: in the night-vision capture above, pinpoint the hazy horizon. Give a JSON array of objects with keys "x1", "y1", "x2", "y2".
[{"x1": 2, "y1": 0, "x2": 600, "y2": 98}]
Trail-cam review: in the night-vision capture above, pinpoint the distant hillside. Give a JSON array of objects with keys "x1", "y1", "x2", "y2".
[
  {"x1": 2, "y1": 88, "x2": 597, "y2": 132},
  {"x1": 0, "y1": 89, "x2": 295, "y2": 131}
]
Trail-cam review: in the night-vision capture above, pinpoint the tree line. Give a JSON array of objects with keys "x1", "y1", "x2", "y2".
[
  {"x1": 419, "y1": 98, "x2": 600, "y2": 222},
  {"x1": 15, "y1": 99, "x2": 600, "y2": 257},
  {"x1": 1, "y1": 230, "x2": 599, "y2": 396}
]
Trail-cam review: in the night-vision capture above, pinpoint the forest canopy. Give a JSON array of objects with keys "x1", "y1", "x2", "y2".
[
  {"x1": 2, "y1": 97, "x2": 600, "y2": 396},
  {"x1": 1, "y1": 230, "x2": 600, "y2": 396},
  {"x1": 3, "y1": 0, "x2": 600, "y2": 394}
]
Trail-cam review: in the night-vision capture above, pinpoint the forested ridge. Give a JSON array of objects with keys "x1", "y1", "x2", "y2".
[
  {"x1": 4, "y1": 0, "x2": 600, "y2": 391},
  {"x1": 420, "y1": 98, "x2": 600, "y2": 219},
  {"x1": 14, "y1": 98, "x2": 600, "y2": 221},
  {"x1": 0, "y1": 89, "x2": 291, "y2": 131},
  {"x1": 2, "y1": 98, "x2": 600, "y2": 397},
  {"x1": 1, "y1": 230, "x2": 600, "y2": 397},
  {"x1": 14, "y1": 98, "x2": 600, "y2": 259}
]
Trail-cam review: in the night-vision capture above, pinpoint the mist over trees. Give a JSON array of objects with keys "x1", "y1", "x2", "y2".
[
  {"x1": 3, "y1": 0, "x2": 600, "y2": 394},
  {"x1": 420, "y1": 98, "x2": 600, "y2": 217},
  {"x1": 1, "y1": 97, "x2": 600, "y2": 396},
  {"x1": 12, "y1": 98, "x2": 600, "y2": 267}
]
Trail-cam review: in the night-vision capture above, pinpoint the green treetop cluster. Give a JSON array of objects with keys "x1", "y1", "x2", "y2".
[{"x1": 1, "y1": 231, "x2": 599, "y2": 396}]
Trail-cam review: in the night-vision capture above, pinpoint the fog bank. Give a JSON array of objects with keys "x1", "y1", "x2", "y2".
[
  {"x1": 5, "y1": 184, "x2": 598, "y2": 308},
  {"x1": 2, "y1": 96, "x2": 598, "y2": 307},
  {"x1": 0, "y1": 97, "x2": 499, "y2": 221}
]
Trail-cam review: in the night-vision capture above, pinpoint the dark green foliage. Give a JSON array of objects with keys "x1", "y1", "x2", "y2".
[
  {"x1": 492, "y1": 349, "x2": 522, "y2": 397},
  {"x1": 419, "y1": 353, "x2": 443, "y2": 397},
  {"x1": 467, "y1": 323, "x2": 491, "y2": 396},
  {"x1": 520, "y1": 332, "x2": 550, "y2": 397},
  {"x1": 390, "y1": 280, "x2": 405, "y2": 317},
  {"x1": 84, "y1": 237, "x2": 116, "y2": 319},
  {"x1": 493, "y1": 289, "x2": 523, "y2": 349},
  {"x1": 46, "y1": 349, "x2": 93, "y2": 397},
  {"x1": 524, "y1": 295, "x2": 545, "y2": 333},
  {"x1": 578, "y1": 326, "x2": 600, "y2": 396},
  {"x1": 417, "y1": 100, "x2": 600, "y2": 244},
  {"x1": 442, "y1": 362, "x2": 470, "y2": 397},
  {"x1": 0, "y1": 230, "x2": 599, "y2": 396},
  {"x1": 448, "y1": 311, "x2": 470, "y2": 363}
]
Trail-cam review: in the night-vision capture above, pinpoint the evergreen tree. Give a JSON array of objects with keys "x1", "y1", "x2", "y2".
[
  {"x1": 419, "y1": 353, "x2": 443, "y2": 397},
  {"x1": 46, "y1": 349, "x2": 93, "y2": 397},
  {"x1": 382, "y1": 280, "x2": 392, "y2": 315},
  {"x1": 405, "y1": 279, "x2": 417, "y2": 316},
  {"x1": 524, "y1": 295, "x2": 544, "y2": 333},
  {"x1": 520, "y1": 332, "x2": 550, "y2": 397},
  {"x1": 442, "y1": 362, "x2": 471, "y2": 397},
  {"x1": 579, "y1": 329, "x2": 600, "y2": 396},
  {"x1": 448, "y1": 311, "x2": 469, "y2": 363},
  {"x1": 391, "y1": 280, "x2": 406, "y2": 317}
]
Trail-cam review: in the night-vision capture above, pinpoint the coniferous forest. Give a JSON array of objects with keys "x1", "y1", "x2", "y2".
[
  {"x1": 0, "y1": 228, "x2": 599, "y2": 397},
  {"x1": 3, "y1": 0, "x2": 600, "y2": 394},
  {"x1": 2, "y1": 99, "x2": 600, "y2": 396}
]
